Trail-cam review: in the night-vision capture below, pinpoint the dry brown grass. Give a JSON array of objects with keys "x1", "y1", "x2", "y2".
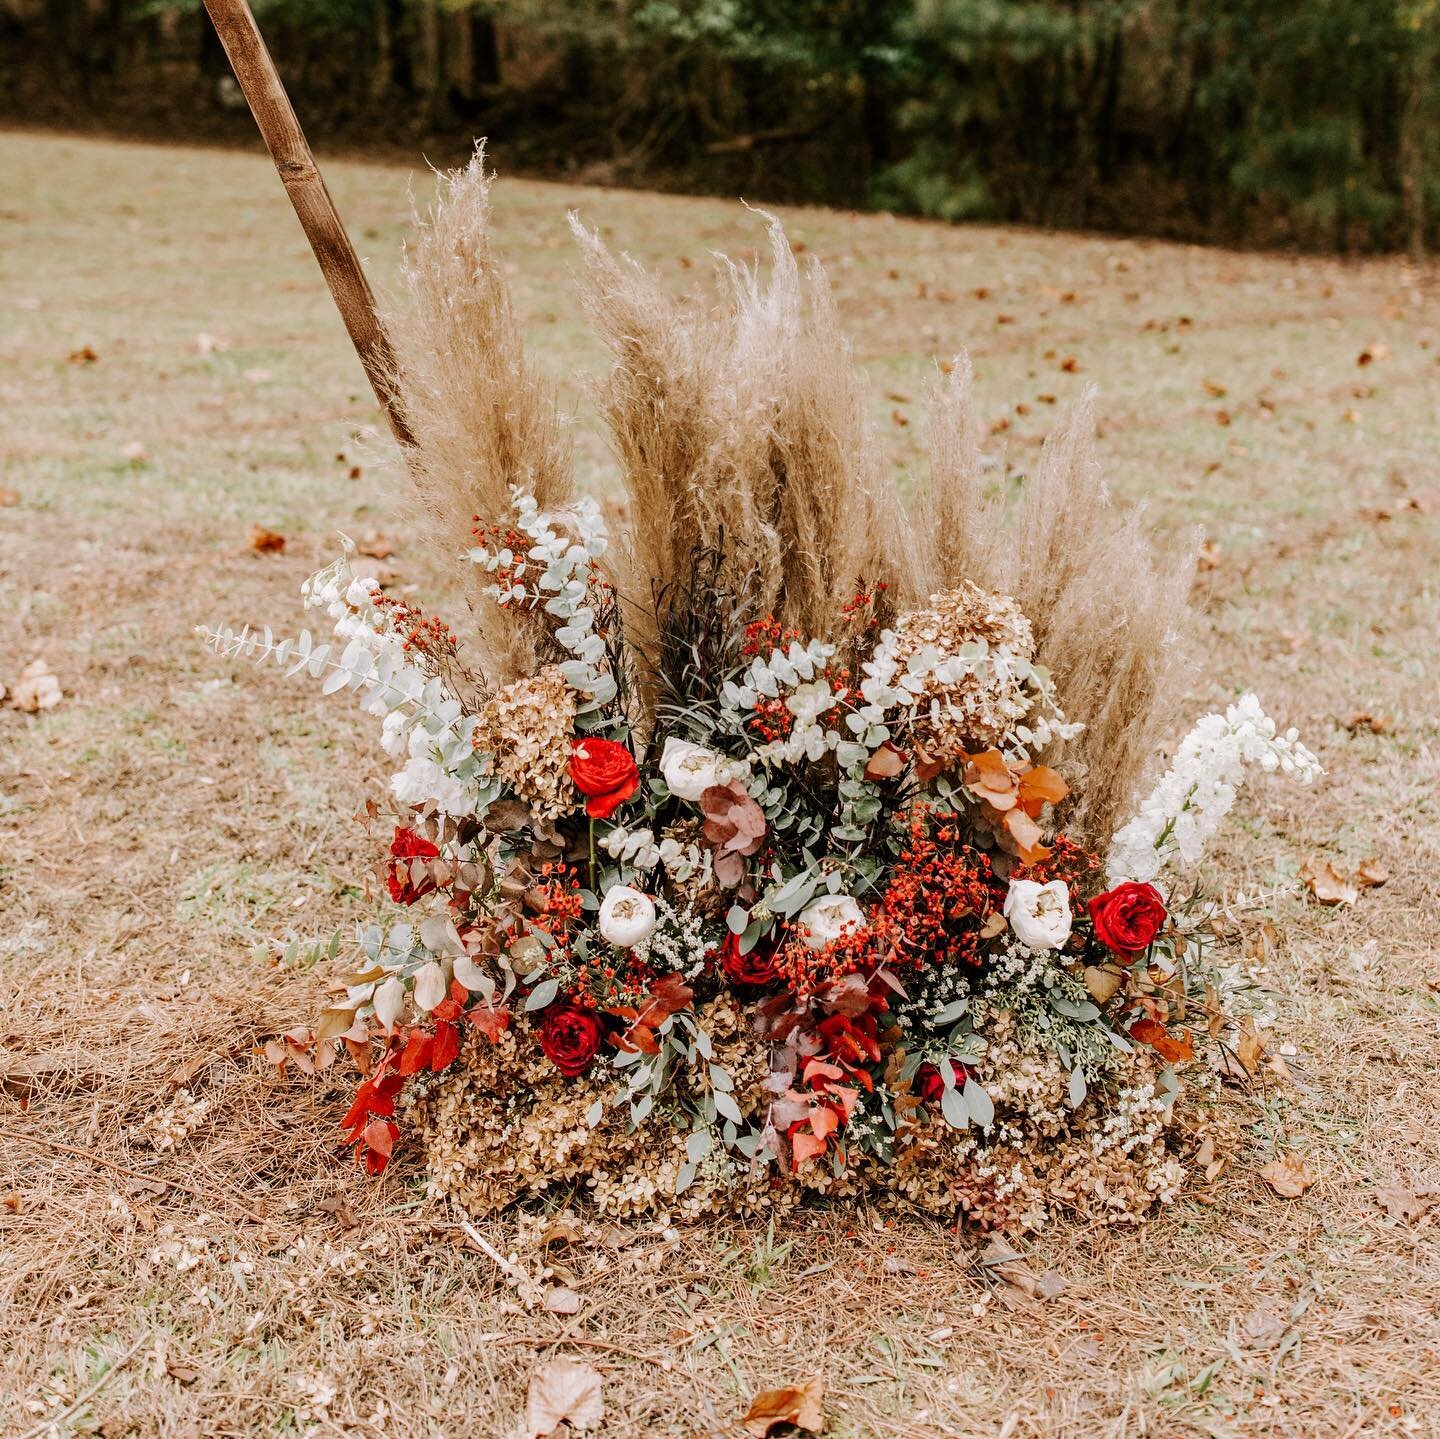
[{"x1": 4, "y1": 130, "x2": 1440, "y2": 1438}]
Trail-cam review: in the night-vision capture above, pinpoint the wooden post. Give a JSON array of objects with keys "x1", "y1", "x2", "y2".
[{"x1": 201, "y1": 0, "x2": 415, "y2": 447}]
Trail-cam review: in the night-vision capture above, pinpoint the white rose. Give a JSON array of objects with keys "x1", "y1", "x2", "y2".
[
  {"x1": 1003, "y1": 878, "x2": 1072, "y2": 950},
  {"x1": 660, "y1": 737, "x2": 727, "y2": 802},
  {"x1": 798, "y1": 893, "x2": 866, "y2": 949},
  {"x1": 598, "y1": 885, "x2": 657, "y2": 947}
]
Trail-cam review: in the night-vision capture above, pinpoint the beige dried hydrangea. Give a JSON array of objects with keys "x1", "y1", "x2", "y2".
[
  {"x1": 889, "y1": 583, "x2": 1039, "y2": 760},
  {"x1": 407, "y1": 990, "x2": 1189, "y2": 1234},
  {"x1": 473, "y1": 665, "x2": 577, "y2": 822}
]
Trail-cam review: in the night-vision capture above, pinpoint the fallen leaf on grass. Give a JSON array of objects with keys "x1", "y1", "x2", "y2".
[
  {"x1": 356, "y1": 534, "x2": 396, "y2": 559},
  {"x1": 316, "y1": 1194, "x2": 358, "y2": 1230},
  {"x1": 11, "y1": 659, "x2": 61, "y2": 713},
  {"x1": 1202, "y1": 379, "x2": 1228, "y2": 398},
  {"x1": 1300, "y1": 857, "x2": 1358, "y2": 907},
  {"x1": 979, "y1": 1237, "x2": 1067, "y2": 1301},
  {"x1": 1260, "y1": 1154, "x2": 1316, "y2": 1199},
  {"x1": 67, "y1": 344, "x2": 99, "y2": 364},
  {"x1": 248, "y1": 524, "x2": 286, "y2": 553},
  {"x1": 0, "y1": 488, "x2": 19, "y2": 506},
  {"x1": 1356, "y1": 858, "x2": 1389, "y2": 888},
  {"x1": 1238, "y1": 1305, "x2": 1289, "y2": 1352},
  {"x1": 165, "y1": 1359, "x2": 201, "y2": 1384},
  {"x1": 524, "y1": 1358, "x2": 604, "y2": 1438},
  {"x1": 543, "y1": 1286, "x2": 582, "y2": 1315},
  {"x1": 1193, "y1": 1136, "x2": 1228, "y2": 1183},
  {"x1": 1345, "y1": 711, "x2": 1392, "y2": 735},
  {"x1": 1357, "y1": 342, "x2": 1390, "y2": 366},
  {"x1": 2, "y1": 1192, "x2": 20, "y2": 1214},
  {"x1": 1375, "y1": 1185, "x2": 1435, "y2": 1225},
  {"x1": 742, "y1": 1378, "x2": 825, "y2": 1436}
]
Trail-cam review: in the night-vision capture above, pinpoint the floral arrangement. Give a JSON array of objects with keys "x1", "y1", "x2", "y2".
[{"x1": 203, "y1": 154, "x2": 1321, "y2": 1231}]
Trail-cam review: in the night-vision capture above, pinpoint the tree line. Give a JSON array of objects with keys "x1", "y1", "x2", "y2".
[{"x1": 5, "y1": 0, "x2": 1438, "y2": 251}]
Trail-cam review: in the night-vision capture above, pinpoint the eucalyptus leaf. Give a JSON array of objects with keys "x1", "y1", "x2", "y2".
[{"x1": 523, "y1": 977, "x2": 559, "y2": 1012}]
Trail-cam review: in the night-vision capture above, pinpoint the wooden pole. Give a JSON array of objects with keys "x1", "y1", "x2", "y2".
[{"x1": 200, "y1": 0, "x2": 415, "y2": 447}]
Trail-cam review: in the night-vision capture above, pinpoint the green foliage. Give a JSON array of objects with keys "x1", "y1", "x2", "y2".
[{"x1": 27, "y1": 0, "x2": 1440, "y2": 248}]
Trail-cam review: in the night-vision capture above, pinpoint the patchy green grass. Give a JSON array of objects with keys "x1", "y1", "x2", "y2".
[{"x1": 4, "y1": 129, "x2": 1440, "y2": 1438}]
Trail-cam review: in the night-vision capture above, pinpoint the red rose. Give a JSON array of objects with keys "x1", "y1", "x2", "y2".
[
  {"x1": 387, "y1": 826, "x2": 440, "y2": 905},
  {"x1": 538, "y1": 1003, "x2": 603, "y2": 1077},
  {"x1": 915, "y1": 1060, "x2": 965, "y2": 1104},
  {"x1": 569, "y1": 737, "x2": 640, "y2": 820},
  {"x1": 1088, "y1": 881, "x2": 1167, "y2": 956},
  {"x1": 719, "y1": 930, "x2": 780, "y2": 988}
]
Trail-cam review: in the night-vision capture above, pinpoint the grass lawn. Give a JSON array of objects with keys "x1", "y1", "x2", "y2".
[{"x1": 3, "y1": 128, "x2": 1439, "y2": 1437}]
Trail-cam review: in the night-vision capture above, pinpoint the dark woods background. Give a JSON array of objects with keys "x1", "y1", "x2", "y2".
[{"x1": 8, "y1": 0, "x2": 1440, "y2": 252}]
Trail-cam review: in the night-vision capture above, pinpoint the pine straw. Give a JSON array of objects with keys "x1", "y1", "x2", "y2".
[{"x1": 5, "y1": 129, "x2": 1440, "y2": 1438}]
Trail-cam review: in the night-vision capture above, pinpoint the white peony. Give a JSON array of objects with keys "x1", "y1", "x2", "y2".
[
  {"x1": 598, "y1": 885, "x2": 657, "y2": 947},
  {"x1": 1003, "y1": 879, "x2": 1072, "y2": 950},
  {"x1": 798, "y1": 893, "x2": 866, "y2": 949},
  {"x1": 660, "y1": 737, "x2": 729, "y2": 802}
]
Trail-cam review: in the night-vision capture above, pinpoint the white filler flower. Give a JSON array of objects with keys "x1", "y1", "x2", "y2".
[
  {"x1": 798, "y1": 893, "x2": 866, "y2": 949},
  {"x1": 1003, "y1": 878, "x2": 1073, "y2": 950},
  {"x1": 598, "y1": 885, "x2": 658, "y2": 947},
  {"x1": 660, "y1": 737, "x2": 731, "y2": 801}
]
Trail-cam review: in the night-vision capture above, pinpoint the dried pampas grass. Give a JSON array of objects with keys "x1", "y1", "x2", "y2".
[
  {"x1": 385, "y1": 146, "x2": 573, "y2": 686},
  {"x1": 913, "y1": 371, "x2": 1192, "y2": 843},
  {"x1": 385, "y1": 151, "x2": 1191, "y2": 838},
  {"x1": 574, "y1": 212, "x2": 924, "y2": 655}
]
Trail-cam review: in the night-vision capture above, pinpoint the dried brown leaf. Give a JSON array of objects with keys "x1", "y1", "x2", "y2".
[
  {"x1": 1356, "y1": 858, "x2": 1389, "y2": 888},
  {"x1": 11, "y1": 659, "x2": 61, "y2": 713},
  {"x1": 247, "y1": 524, "x2": 286, "y2": 554},
  {"x1": 1375, "y1": 1185, "x2": 1434, "y2": 1225},
  {"x1": 1300, "y1": 857, "x2": 1359, "y2": 907},
  {"x1": 742, "y1": 1378, "x2": 825, "y2": 1436},
  {"x1": 524, "y1": 1358, "x2": 604, "y2": 1437},
  {"x1": 1260, "y1": 1154, "x2": 1316, "y2": 1199}
]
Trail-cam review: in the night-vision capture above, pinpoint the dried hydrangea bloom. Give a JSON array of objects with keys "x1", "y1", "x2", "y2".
[
  {"x1": 473, "y1": 665, "x2": 578, "y2": 823},
  {"x1": 889, "y1": 583, "x2": 1039, "y2": 760}
]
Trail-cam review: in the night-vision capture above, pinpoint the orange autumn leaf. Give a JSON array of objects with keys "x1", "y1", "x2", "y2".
[
  {"x1": 1128, "y1": 1017, "x2": 1196, "y2": 1063},
  {"x1": 1003, "y1": 807, "x2": 1050, "y2": 864},
  {"x1": 790, "y1": 1130, "x2": 827, "y2": 1167},
  {"x1": 808, "y1": 1106, "x2": 840, "y2": 1141},
  {"x1": 1018, "y1": 763, "x2": 1068, "y2": 813}
]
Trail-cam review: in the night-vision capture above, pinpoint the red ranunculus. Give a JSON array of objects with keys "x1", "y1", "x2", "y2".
[
  {"x1": 387, "y1": 826, "x2": 440, "y2": 905},
  {"x1": 569, "y1": 737, "x2": 640, "y2": 820},
  {"x1": 915, "y1": 1060, "x2": 965, "y2": 1105},
  {"x1": 538, "y1": 1003, "x2": 603, "y2": 1077},
  {"x1": 1088, "y1": 881, "x2": 1167, "y2": 956},
  {"x1": 719, "y1": 930, "x2": 780, "y2": 988}
]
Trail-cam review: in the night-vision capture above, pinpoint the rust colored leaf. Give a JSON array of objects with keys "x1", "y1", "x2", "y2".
[
  {"x1": 247, "y1": 524, "x2": 286, "y2": 553},
  {"x1": 1017, "y1": 764, "x2": 1068, "y2": 810},
  {"x1": 742, "y1": 1378, "x2": 825, "y2": 1437},
  {"x1": 1128, "y1": 1017, "x2": 1195, "y2": 1063}
]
